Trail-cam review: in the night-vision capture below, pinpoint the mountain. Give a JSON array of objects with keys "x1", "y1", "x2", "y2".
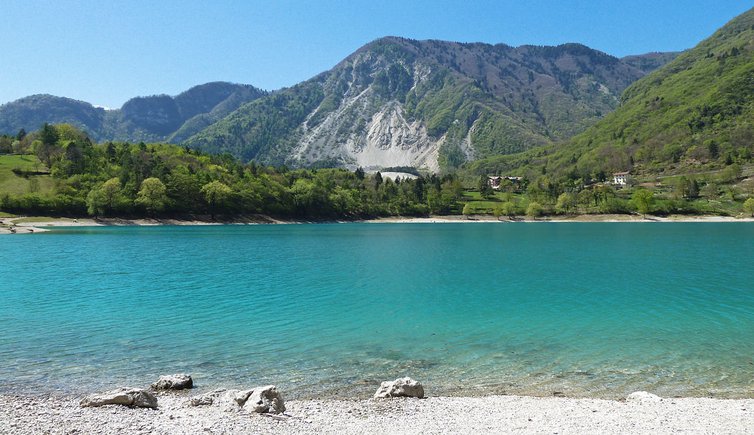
[
  {"x1": 470, "y1": 7, "x2": 754, "y2": 180},
  {"x1": 185, "y1": 38, "x2": 667, "y2": 171},
  {"x1": 0, "y1": 94, "x2": 106, "y2": 138},
  {"x1": 621, "y1": 52, "x2": 681, "y2": 74},
  {"x1": 0, "y1": 82, "x2": 266, "y2": 143}
]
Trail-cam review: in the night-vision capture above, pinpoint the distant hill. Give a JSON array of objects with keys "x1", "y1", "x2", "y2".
[
  {"x1": 0, "y1": 82, "x2": 266, "y2": 143},
  {"x1": 466, "y1": 7, "x2": 754, "y2": 180},
  {"x1": 185, "y1": 38, "x2": 669, "y2": 171}
]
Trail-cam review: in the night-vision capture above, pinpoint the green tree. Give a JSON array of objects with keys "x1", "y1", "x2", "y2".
[
  {"x1": 555, "y1": 192, "x2": 576, "y2": 214},
  {"x1": 526, "y1": 201, "x2": 543, "y2": 219},
  {"x1": 743, "y1": 198, "x2": 754, "y2": 217},
  {"x1": 462, "y1": 203, "x2": 473, "y2": 219},
  {"x1": 39, "y1": 123, "x2": 59, "y2": 146},
  {"x1": 479, "y1": 175, "x2": 494, "y2": 199},
  {"x1": 135, "y1": 177, "x2": 168, "y2": 215},
  {"x1": 201, "y1": 180, "x2": 232, "y2": 219},
  {"x1": 87, "y1": 177, "x2": 125, "y2": 216},
  {"x1": 632, "y1": 189, "x2": 654, "y2": 218},
  {"x1": 700, "y1": 182, "x2": 719, "y2": 200}
]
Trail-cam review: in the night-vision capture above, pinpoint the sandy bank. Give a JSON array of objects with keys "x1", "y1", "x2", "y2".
[
  {"x1": 1, "y1": 214, "x2": 753, "y2": 234},
  {"x1": 1, "y1": 393, "x2": 752, "y2": 434},
  {"x1": 367, "y1": 214, "x2": 754, "y2": 223}
]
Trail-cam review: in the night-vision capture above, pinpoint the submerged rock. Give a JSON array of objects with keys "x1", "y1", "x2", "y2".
[
  {"x1": 80, "y1": 388, "x2": 158, "y2": 409},
  {"x1": 626, "y1": 391, "x2": 662, "y2": 403},
  {"x1": 374, "y1": 377, "x2": 424, "y2": 399},
  {"x1": 151, "y1": 374, "x2": 193, "y2": 390}
]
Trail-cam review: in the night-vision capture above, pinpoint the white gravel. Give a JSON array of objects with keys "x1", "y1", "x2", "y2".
[{"x1": 2, "y1": 393, "x2": 752, "y2": 434}]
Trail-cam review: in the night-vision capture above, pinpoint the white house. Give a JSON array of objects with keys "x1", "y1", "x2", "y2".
[
  {"x1": 613, "y1": 171, "x2": 629, "y2": 186},
  {"x1": 488, "y1": 176, "x2": 523, "y2": 190},
  {"x1": 488, "y1": 176, "x2": 502, "y2": 189}
]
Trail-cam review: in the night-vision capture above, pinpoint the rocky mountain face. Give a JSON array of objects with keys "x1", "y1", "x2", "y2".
[
  {"x1": 185, "y1": 38, "x2": 674, "y2": 171},
  {"x1": 0, "y1": 82, "x2": 266, "y2": 143}
]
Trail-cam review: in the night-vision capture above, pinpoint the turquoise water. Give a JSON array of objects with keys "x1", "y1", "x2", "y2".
[{"x1": 1, "y1": 223, "x2": 753, "y2": 399}]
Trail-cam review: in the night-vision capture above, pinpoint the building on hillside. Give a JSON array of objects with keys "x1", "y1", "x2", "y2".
[
  {"x1": 488, "y1": 176, "x2": 502, "y2": 189},
  {"x1": 488, "y1": 176, "x2": 523, "y2": 190},
  {"x1": 613, "y1": 171, "x2": 630, "y2": 186}
]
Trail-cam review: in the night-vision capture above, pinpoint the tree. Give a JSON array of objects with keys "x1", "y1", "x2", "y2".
[
  {"x1": 87, "y1": 177, "x2": 125, "y2": 216},
  {"x1": 743, "y1": 198, "x2": 754, "y2": 217},
  {"x1": 555, "y1": 192, "x2": 576, "y2": 214},
  {"x1": 493, "y1": 201, "x2": 516, "y2": 220},
  {"x1": 39, "y1": 123, "x2": 59, "y2": 146},
  {"x1": 479, "y1": 175, "x2": 494, "y2": 199},
  {"x1": 632, "y1": 189, "x2": 654, "y2": 218},
  {"x1": 354, "y1": 167, "x2": 365, "y2": 180},
  {"x1": 135, "y1": 177, "x2": 168, "y2": 215},
  {"x1": 201, "y1": 180, "x2": 232, "y2": 219},
  {"x1": 526, "y1": 201, "x2": 543, "y2": 219},
  {"x1": 373, "y1": 171, "x2": 383, "y2": 188},
  {"x1": 500, "y1": 201, "x2": 517, "y2": 219},
  {"x1": 462, "y1": 203, "x2": 473, "y2": 219},
  {"x1": 701, "y1": 182, "x2": 719, "y2": 201}
]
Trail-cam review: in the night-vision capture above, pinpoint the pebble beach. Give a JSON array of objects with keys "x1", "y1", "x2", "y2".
[{"x1": 2, "y1": 393, "x2": 753, "y2": 434}]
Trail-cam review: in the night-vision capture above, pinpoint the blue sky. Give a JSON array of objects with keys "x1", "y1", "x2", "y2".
[{"x1": 1, "y1": 0, "x2": 751, "y2": 108}]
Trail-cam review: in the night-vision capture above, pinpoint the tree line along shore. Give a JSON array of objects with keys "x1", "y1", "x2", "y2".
[{"x1": 1, "y1": 124, "x2": 753, "y2": 222}]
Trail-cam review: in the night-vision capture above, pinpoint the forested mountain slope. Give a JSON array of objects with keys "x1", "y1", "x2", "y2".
[{"x1": 466, "y1": 7, "x2": 754, "y2": 180}]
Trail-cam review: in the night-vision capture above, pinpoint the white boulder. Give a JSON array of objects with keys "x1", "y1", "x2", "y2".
[
  {"x1": 80, "y1": 388, "x2": 158, "y2": 409},
  {"x1": 374, "y1": 377, "x2": 425, "y2": 399},
  {"x1": 207, "y1": 386, "x2": 285, "y2": 413},
  {"x1": 243, "y1": 385, "x2": 286, "y2": 414},
  {"x1": 151, "y1": 373, "x2": 193, "y2": 390}
]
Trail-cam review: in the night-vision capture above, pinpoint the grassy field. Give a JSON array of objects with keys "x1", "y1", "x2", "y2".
[
  {"x1": 0, "y1": 154, "x2": 55, "y2": 195},
  {"x1": 460, "y1": 190, "x2": 517, "y2": 214}
]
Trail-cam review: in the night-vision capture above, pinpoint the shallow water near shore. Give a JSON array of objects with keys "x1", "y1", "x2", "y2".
[{"x1": 1, "y1": 223, "x2": 753, "y2": 399}]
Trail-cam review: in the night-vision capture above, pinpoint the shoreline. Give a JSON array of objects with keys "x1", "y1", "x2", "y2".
[
  {"x1": 2, "y1": 392, "x2": 752, "y2": 434},
  {"x1": 2, "y1": 213, "x2": 753, "y2": 234}
]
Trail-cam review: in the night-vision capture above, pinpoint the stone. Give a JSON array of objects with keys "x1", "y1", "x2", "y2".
[
  {"x1": 188, "y1": 396, "x2": 214, "y2": 407},
  {"x1": 186, "y1": 389, "x2": 228, "y2": 408},
  {"x1": 242, "y1": 386, "x2": 286, "y2": 414},
  {"x1": 626, "y1": 391, "x2": 662, "y2": 403},
  {"x1": 80, "y1": 388, "x2": 158, "y2": 409},
  {"x1": 374, "y1": 377, "x2": 424, "y2": 399},
  {"x1": 151, "y1": 374, "x2": 193, "y2": 390}
]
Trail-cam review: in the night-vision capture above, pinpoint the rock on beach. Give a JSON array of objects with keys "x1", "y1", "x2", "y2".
[
  {"x1": 374, "y1": 377, "x2": 425, "y2": 399},
  {"x1": 151, "y1": 373, "x2": 193, "y2": 390},
  {"x1": 80, "y1": 387, "x2": 158, "y2": 409},
  {"x1": 188, "y1": 386, "x2": 286, "y2": 414}
]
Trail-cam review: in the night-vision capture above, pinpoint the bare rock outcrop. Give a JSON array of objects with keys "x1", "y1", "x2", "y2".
[
  {"x1": 80, "y1": 388, "x2": 158, "y2": 409},
  {"x1": 374, "y1": 377, "x2": 425, "y2": 399},
  {"x1": 151, "y1": 373, "x2": 193, "y2": 390}
]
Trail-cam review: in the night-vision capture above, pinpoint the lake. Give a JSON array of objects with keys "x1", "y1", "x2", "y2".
[{"x1": 1, "y1": 222, "x2": 753, "y2": 399}]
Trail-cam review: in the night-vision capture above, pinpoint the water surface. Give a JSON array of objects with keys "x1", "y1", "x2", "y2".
[{"x1": 1, "y1": 223, "x2": 753, "y2": 398}]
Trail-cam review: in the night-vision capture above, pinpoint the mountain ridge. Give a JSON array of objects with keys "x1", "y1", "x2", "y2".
[
  {"x1": 185, "y1": 37, "x2": 675, "y2": 170},
  {"x1": 0, "y1": 39, "x2": 679, "y2": 171},
  {"x1": 0, "y1": 82, "x2": 267, "y2": 143}
]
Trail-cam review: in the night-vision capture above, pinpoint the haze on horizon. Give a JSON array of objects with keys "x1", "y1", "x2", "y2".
[{"x1": 0, "y1": 0, "x2": 751, "y2": 108}]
